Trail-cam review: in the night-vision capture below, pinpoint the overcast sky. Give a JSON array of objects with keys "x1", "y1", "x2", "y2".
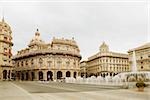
[{"x1": 0, "y1": 0, "x2": 149, "y2": 60}]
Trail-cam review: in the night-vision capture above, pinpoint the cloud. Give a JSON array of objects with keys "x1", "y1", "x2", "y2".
[{"x1": 0, "y1": 1, "x2": 148, "y2": 60}]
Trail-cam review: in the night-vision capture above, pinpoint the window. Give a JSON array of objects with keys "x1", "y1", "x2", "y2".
[
  {"x1": 3, "y1": 60, "x2": 7, "y2": 62},
  {"x1": 47, "y1": 61, "x2": 52, "y2": 67},
  {"x1": 66, "y1": 61, "x2": 70, "y2": 67},
  {"x1": 31, "y1": 59, "x2": 34, "y2": 65},
  {"x1": 21, "y1": 61, "x2": 23, "y2": 66},
  {"x1": 26, "y1": 60, "x2": 28, "y2": 66},
  {"x1": 4, "y1": 37, "x2": 7, "y2": 40},
  {"x1": 39, "y1": 58, "x2": 43, "y2": 67},
  {"x1": 57, "y1": 61, "x2": 62, "y2": 68},
  {"x1": 66, "y1": 61, "x2": 70, "y2": 64},
  {"x1": 73, "y1": 62, "x2": 76, "y2": 65},
  {"x1": 4, "y1": 48, "x2": 7, "y2": 52},
  {"x1": 106, "y1": 59, "x2": 108, "y2": 62}
]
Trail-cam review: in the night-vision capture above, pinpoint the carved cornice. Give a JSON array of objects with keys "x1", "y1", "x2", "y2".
[{"x1": 13, "y1": 49, "x2": 81, "y2": 60}]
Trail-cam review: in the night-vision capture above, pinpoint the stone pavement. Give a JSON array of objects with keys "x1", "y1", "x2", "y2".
[
  {"x1": 0, "y1": 81, "x2": 34, "y2": 100},
  {"x1": 0, "y1": 81, "x2": 150, "y2": 100},
  {"x1": 33, "y1": 88, "x2": 150, "y2": 100}
]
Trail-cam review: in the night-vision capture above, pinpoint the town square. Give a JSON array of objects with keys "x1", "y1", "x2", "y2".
[{"x1": 0, "y1": 0, "x2": 150, "y2": 100}]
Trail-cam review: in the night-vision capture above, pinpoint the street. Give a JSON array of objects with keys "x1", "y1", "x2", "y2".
[{"x1": 0, "y1": 81, "x2": 150, "y2": 100}]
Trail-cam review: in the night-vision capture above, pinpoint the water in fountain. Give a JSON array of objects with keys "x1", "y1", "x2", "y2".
[
  {"x1": 117, "y1": 50, "x2": 150, "y2": 82},
  {"x1": 132, "y1": 51, "x2": 137, "y2": 72},
  {"x1": 65, "y1": 50, "x2": 150, "y2": 86}
]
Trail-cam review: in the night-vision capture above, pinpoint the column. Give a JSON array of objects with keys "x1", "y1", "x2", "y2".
[
  {"x1": 53, "y1": 70, "x2": 57, "y2": 81},
  {"x1": 63, "y1": 71, "x2": 66, "y2": 78},
  {"x1": 43, "y1": 70, "x2": 47, "y2": 81},
  {"x1": 76, "y1": 71, "x2": 79, "y2": 77},
  {"x1": 9, "y1": 70, "x2": 12, "y2": 80},
  {"x1": 0, "y1": 70, "x2": 2, "y2": 80},
  {"x1": 71, "y1": 71, "x2": 74, "y2": 78},
  {"x1": 34, "y1": 71, "x2": 38, "y2": 81}
]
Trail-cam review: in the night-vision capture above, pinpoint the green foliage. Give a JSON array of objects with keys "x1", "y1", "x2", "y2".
[{"x1": 136, "y1": 81, "x2": 146, "y2": 88}]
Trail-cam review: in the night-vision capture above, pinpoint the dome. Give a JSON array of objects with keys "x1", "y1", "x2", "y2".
[
  {"x1": 99, "y1": 42, "x2": 109, "y2": 52},
  {"x1": 28, "y1": 29, "x2": 45, "y2": 47}
]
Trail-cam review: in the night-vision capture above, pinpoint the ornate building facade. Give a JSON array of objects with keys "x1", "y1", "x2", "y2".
[
  {"x1": 86, "y1": 42, "x2": 129, "y2": 77},
  {"x1": 80, "y1": 60, "x2": 87, "y2": 78},
  {"x1": 13, "y1": 29, "x2": 81, "y2": 81},
  {"x1": 0, "y1": 18, "x2": 13, "y2": 80},
  {"x1": 128, "y1": 43, "x2": 150, "y2": 71}
]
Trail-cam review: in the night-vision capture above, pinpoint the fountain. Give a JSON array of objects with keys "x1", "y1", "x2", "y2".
[
  {"x1": 118, "y1": 51, "x2": 150, "y2": 82},
  {"x1": 132, "y1": 51, "x2": 137, "y2": 72},
  {"x1": 65, "y1": 50, "x2": 150, "y2": 87}
]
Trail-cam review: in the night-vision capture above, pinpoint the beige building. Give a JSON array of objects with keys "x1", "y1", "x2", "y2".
[
  {"x1": 12, "y1": 29, "x2": 81, "y2": 81},
  {"x1": 0, "y1": 18, "x2": 13, "y2": 80},
  {"x1": 80, "y1": 60, "x2": 87, "y2": 77},
  {"x1": 128, "y1": 42, "x2": 150, "y2": 71},
  {"x1": 86, "y1": 42, "x2": 129, "y2": 77}
]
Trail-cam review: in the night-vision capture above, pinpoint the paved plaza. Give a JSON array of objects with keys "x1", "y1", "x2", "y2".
[{"x1": 0, "y1": 81, "x2": 150, "y2": 100}]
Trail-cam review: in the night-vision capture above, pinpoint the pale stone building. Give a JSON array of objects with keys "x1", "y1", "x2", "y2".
[
  {"x1": 12, "y1": 29, "x2": 81, "y2": 81},
  {"x1": 0, "y1": 18, "x2": 13, "y2": 80},
  {"x1": 128, "y1": 42, "x2": 150, "y2": 71},
  {"x1": 86, "y1": 42, "x2": 129, "y2": 77},
  {"x1": 80, "y1": 60, "x2": 87, "y2": 77}
]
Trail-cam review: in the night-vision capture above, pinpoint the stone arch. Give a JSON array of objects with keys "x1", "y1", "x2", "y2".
[
  {"x1": 21, "y1": 73, "x2": 24, "y2": 80},
  {"x1": 26, "y1": 72, "x2": 29, "y2": 80},
  {"x1": 47, "y1": 71, "x2": 53, "y2": 81},
  {"x1": 113, "y1": 73, "x2": 116, "y2": 76},
  {"x1": 103, "y1": 73, "x2": 105, "y2": 78},
  {"x1": 16, "y1": 72, "x2": 20, "y2": 80},
  {"x1": 39, "y1": 71, "x2": 43, "y2": 80},
  {"x1": 57, "y1": 71, "x2": 62, "y2": 79},
  {"x1": 31, "y1": 72, "x2": 35, "y2": 81},
  {"x1": 110, "y1": 72, "x2": 112, "y2": 76},
  {"x1": 73, "y1": 72, "x2": 77, "y2": 78},
  {"x1": 66, "y1": 71, "x2": 71, "y2": 77},
  {"x1": 3, "y1": 70, "x2": 7, "y2": 80}
]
